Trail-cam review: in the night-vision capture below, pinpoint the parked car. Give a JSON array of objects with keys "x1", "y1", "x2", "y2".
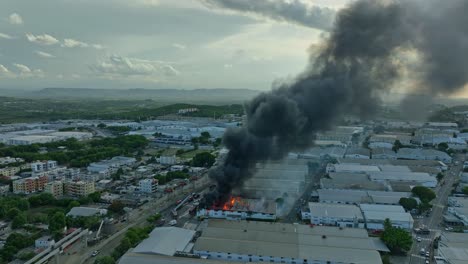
[{"x1": 91, "y1": 250, "x2": 100, "y2": 257}]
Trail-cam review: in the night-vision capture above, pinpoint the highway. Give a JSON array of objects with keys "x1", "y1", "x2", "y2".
[{"x1": 408, "y1": 154, "x2": 463, "y2": 264}]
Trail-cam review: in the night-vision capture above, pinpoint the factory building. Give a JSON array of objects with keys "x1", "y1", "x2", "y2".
[
  {"x1": 193, "y1": 220, "x2": 385, "y2": 264},
  {"x1": 302, "y1": 203, "x2": 365, "y2": 228},
  {"x1": 197, "y1": 197, "x2": 277, "y2": 221},
  {"x1": 360, "y1": 204, "x2": 413, "y2": 230}
]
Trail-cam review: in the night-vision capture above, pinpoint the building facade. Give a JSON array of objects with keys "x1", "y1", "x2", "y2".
[
  {"x1": 12, "y1": 176, "x2": 48, "y2": 194},
  {"x1": 65, "y1": 181, "x2": 95, "y2": 197},
  {"x1": 139, "y1": 179, "x2": 158, "y2": 193}
]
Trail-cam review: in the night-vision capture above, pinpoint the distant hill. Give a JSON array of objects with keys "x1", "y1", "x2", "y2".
[{"x1": 23, "y1": 88, "x2": 262, "y2": 104}]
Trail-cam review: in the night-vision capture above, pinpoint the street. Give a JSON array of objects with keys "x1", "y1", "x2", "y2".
[{"x1": 407, "y1": 154, "x2": 463, "y2": 264}]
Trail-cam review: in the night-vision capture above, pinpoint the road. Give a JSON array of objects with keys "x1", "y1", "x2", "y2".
[
  {"x1": 60, "y1": 175, "x2": 211, "y2": 264},
  {"x1": 408, "y1": 154, "x2": 463, "y2": 264}
]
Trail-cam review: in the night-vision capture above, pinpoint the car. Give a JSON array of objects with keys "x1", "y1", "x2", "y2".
[
  {"x1": 426, "y1": 252, "x2": 430, "y2": 257},
  {"x1": 169, "y1": 220, "x2": 177, "y2": 226},
  {"x1": 425, "y1": 260, "x2": 429, "y2": 264},
  {"x1": 417, "y1": 237, "x2": 422, "y2": 242},
  {"x1": 91, "y1": 250, "x2": 100, "y2": 257}
]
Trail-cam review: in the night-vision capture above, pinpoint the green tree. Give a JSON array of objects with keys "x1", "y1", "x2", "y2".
[
  {"x1": 201, "y1": 131, "x2": 211, "y2": 138},
  {"x1": 418, "y1": 201, "x2": 433, "y2": 213},
  {"x1": 411, "y1": 186, "x2": 436, "y2": 203},
  {"x1": 382, "y1": 254, "x2": 392, "y2": 264},
  {"x1": 17, "y1": 199, "x2": 30, "y2": 211},
  {"x1": 381, "y1": 219, "x2": 413, "y2": 254},
  {"x1": 436, "y1": 173, "x2": 444, "y2": 182},
  {"x1": 49, "y1": 212, "x2": 66, "y2": 233},
  {"x1": 11, "y1": 213, "x2": 27, "y2": 229},
  {"x1": 192, "y1": 152, "x2": 215, "y2": 167},
  {"x1": 97, "y1": 123, "x2": 107, "y2": 129},
  {"x1": 94, "y1": 256, "x2": 115, "y2": 264},
  {"x1": 399, "y1": 197, "x2": 418, "y2": 211},
  {"x1": 67, "y1": 200, "x2": 80, "y2": 211},
  {"x1": 108, "y1": 201, "x2": 125, "y2": 215},
  {"x1": 392, "y1": 140, "x2": 403, "y2": 152},
  {"x1": 437, "y1": 142, "x2": 449, "y2": 152},
  {"x1": 6, "y1": 208, "x2": 20, "y2": 220},
  {"x1": 463, "y1": 186, "x2": 468, "y2": 195},
  {"x1": 88, "y1": 192, "x2": 101, "y2": 203}
]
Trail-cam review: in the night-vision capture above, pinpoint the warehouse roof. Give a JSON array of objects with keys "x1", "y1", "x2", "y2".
[
  {"x1": 308, "y1": 203, "x2": 364, "y2": 220},
  {"x1": 369, "y1": 171, "x2": 436, "y2": 182},
  {"x1": 331, "y1": 163, "x2": 381, "y2": 172},
  {"x1": 438, "y1": 233, "x2": 468, "y2": 264},
  {"x1": 133, "y1": 227, "x2": 195, "y2": 256},
  {"x1": 193, "y1": 220, "x2": 383, "y2": 264}
]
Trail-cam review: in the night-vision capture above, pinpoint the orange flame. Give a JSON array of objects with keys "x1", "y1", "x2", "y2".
[{"x1": 221, "y1": 196, "x2": 248, "y2": 211}]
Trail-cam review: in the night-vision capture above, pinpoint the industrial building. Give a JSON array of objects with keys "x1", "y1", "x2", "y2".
[
  {"x1": 197, "y1": 197, "x2": 277, "y2": 221},
  {"x1": 87, "y1": 156, "x2": 137, "y2": 176},
  {"x1": 360, "y1": 204, "x2": 413, "y2": 230},
  {"x1": 397, "y1": 148, "x2": 452, "y2": 163},
  {"x1": 302, "y1": 203, "x2": 365, "y2": 228},
  {"x1": 317, "y1": 189, "x2": 412, "y2": 205},
  {"x1": 320, "y1": 172, "x2": 387, "y2": 191},
  {"x1": 326, "y1": 163, "x2": 380, "y2": 173},
  {"x1": 193, "y1": 220, "x2": 385, "y2": 264},
  {"x1": 66, "y1": 207, "x2": 108, "y2": 217},
  {"x1": 371, "y1": 148, "x2": 397, "y2": 159},
  {"x1": 445, "y1": 197, "x2": 468, "y2": 226},
  {"x1": 435, "y1": 233, "x2": 468, "y2": 264},
  {"x1": 344, "y1": 147, "x2": 370, "y2": 159},
  {"x1": 368, "y1": 171, "x2": 437, "y2": 188}
]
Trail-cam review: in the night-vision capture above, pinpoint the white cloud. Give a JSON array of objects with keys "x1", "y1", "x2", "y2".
[
  {"x1": 35, "y1": 51, "x2": 55, "y2": 58},
  {"x1": 62, "y1": 38, "x2": 103, "y2": 49},
  {"x1": 0, "y1": 33, "x2": 13, "y2": 39},
  {"x1": 26, "y1": 33, "x2": 59, "y2": 45},
  {"x1": 172, "y1": 43, "x2": 187, "y2": 50},
  {"x1": 0, "y1": 64, "x2": 11, "y2": 75},
  {"x1": 8, "y1": 13, "x2": 23, "y2": 25},
  {"x1": 12, "y1": 63, "x2": 44, "y2": 77},
  {"x1": 13, "y1": 63, "x2": 31, "y2": 74},
  {"x1": 90, "y1": 55, "x2": 180, "y2": 80}
]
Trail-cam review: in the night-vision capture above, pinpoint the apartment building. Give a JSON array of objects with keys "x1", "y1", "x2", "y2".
[{"x1": 12, "y1": 176, "x2": 48, "y2": 194}]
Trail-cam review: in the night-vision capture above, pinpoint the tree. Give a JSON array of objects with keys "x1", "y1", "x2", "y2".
[
  {"x1": 49, "y1": 212, "x2": 66, "y2": 233},
  {"x1": 381, "y1": 219, "x2": 413, "y2": 254},
  {"x1": 94, "y1": 256, "x2": 115, "y2": 264},
  {"x1": 418, "y1": 201, "x2": 433, "y2": 213},
  {"x1": 97, "y1": 123, "x2": 107, "y2": 129},
  {"x1": 436, "y1": 173, "x2": 445, "y2": 182},
  {"x1": 399, "y1": 197, "x2": 418, "y2": 211},
  {"x1": 88, "y1": 192, "x2": 101, "y2": 203},
  {"x1": 392, "y1": 140, "x2": 403, "y2": 152},
  {"x1": 6, "y1": 208, "x2": 20, "y2": 220},
  {"x1": 192, "y1": 152, "x2": 215, "y2": 167},
  {"x1": 17, "y1": 199, "x2": 30, "y2": 211},
  {"x1": 213, "y1": 137, "x2": 222, "y2": 147},
  {"x1": 382, "y1": 254, "x2": 392, "y2": 264},
  {"x1": 108, "y1": 201, "x2": 125, "y2": 215},
  {"x1": 11, "y1": 213, "x2": 27, "y2": 229},
  {"x1": 201, "y1": 131, "x2": 211, "y2": 138},
  {"x1": 437, "y1": 142, "x2": 449, "y2": 152},
  {"x1": 463, "y1": 186, "x2": 468, "y2": 195},
  {"x1": 411, "y1": 186, "x2": 436, "y2": 203},
  {"x1": 374, "y1": 125, "x2": 385, "y2": 134},
  {"x1": 67, "y1": 200, "x2": 80, "y2": 211}
]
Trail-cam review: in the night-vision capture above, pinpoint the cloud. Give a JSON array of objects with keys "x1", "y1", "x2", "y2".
[
  {"x1": 13, "y1": 63, "x2": 44, "y2": 77},
  {"x1": 90, "y1": 55, "x2": 180, "y2": 79},
  {"x1": 200, "y1": 0, "x2": 335, "y2": 31},
  {"x1": 0, "y1": 64, "x2": 11, "y2": 75},
  {"x1": 62, "y1": 38, "x2": 103, "y2": 49},
  {"x1": 26, "y1": 33, "x2": 59, "y2": 45},
  {"x1": 35, "y1": 51, "x2": 55, "y2": 58},
  {"x1": 0, "y1": 33, "x2": 13, "y2": 39},
  {"x1": 8, "y1": 13, "x2": 23, "y2": 25},
  {"x1": 172, "y1": 43, "x2": 187, "y2": 50}
]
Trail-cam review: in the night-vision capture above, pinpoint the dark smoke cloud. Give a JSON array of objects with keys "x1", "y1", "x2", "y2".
[
  {"x1": 208, "y1": 0, "x2": 468, "y2": 203},
  {"x1": 201, "y1": 0, "x2": 335, "y2": 31}
]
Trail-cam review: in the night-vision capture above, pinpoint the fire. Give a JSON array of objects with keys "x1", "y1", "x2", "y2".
[{"x1": 220, "y1": 196, "x2": 248, "y2": 211}]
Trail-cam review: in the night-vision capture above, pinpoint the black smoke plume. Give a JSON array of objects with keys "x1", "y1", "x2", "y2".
[{"x1": 207, "y1": 0, "x2": 468, "y2": 204}]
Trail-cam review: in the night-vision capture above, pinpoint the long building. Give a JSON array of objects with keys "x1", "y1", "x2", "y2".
[
  {"x1": 302, "y1": 203, "x2": 365, "y2": 228},
  {"x1": 193, "y1": 220, "x2": 385, "y2": 264},
  {"x1": 360, "y1": 204, "x2": 413, "y2": 230}
]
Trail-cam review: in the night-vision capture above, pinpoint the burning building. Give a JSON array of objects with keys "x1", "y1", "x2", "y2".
[{"x1": 197, "y1": 196, "x2": 277, "y2": 221}]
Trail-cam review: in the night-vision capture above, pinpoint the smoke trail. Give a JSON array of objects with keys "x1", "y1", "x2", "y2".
[
  {"x1": 201, "y1": 0, "x2": 335, "y2": 31},
  {"x1": 208, "y1": 0, "x2": 468, "y2": 203}
]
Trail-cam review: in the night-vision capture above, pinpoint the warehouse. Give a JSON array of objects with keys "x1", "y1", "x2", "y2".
[
  {"x1": 302, "y1": 203, "x2": 365, "y2": 228},
  {"x1": 197, "y1": 197, "x2": 277, "y2": 221},
  {"x1": 318, "y1": 189, "x2": 412, "y2": 205},
  {"x1": 368, "y1": 171, "x2": 437, "y2": 188},
  {"x1": 360, "y1": 204, "x2": 413, "y2": 230},
  {"x1": 435, "y1": 233, "x2": 468, "y2": 264},
  {"x1": 320, "y1": 172, "x2": 386, "y2": 191},
  {"x1": 193, "y1": 220, "x2": 384, "y2": 264},
  {"x1": 326, "y1": 163, "x2": 380, "y2": 173}
]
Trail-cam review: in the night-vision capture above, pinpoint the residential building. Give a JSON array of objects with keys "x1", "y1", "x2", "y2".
[
  {"x1": 159, "y1": 155, "x2": 176, "y2": 165},
  {"x1": 65, "y1": 181, "x2": 95, "y2": 197},
  {"x1": 35, "y1": 236, "x2": 55, "y2": 249},
  {"x1": 31, "y1": 160, "x2": 57, "y2": 172},
  {"x1": 302, "y1": 203, "x2": 365, "y2": 228},
  {"x1": 44, "y1": 181, "x2": 64, "y2": 198},
  {"x1": 360, "y1": 204, "x2": 413, "y2": 230},
  {"x1": 0, "y1": 166, "x2": 21, "y2": 177},
  {"x1": 12, "y1": 176, "x2": 48, "y2": 194},
  {"x1": 139, "y1": 179, "x2": 158, "y2": 193}
]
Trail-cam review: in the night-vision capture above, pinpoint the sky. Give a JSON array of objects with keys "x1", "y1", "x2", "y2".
[{"x1": 0, "y1": 0, "x2": 352, "y2": 90}]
